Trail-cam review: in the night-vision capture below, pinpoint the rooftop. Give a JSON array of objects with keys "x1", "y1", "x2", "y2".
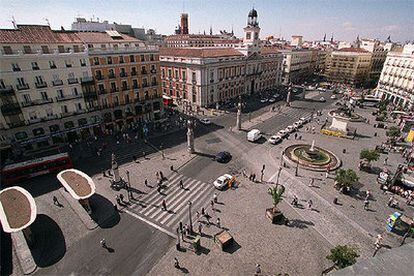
[
  {"x1": 337, "y1": 47, "x2": 370, "y2": 53},
  {"x1": 76, "y1": 31, "x2": 141, "y2": 43},
  {"x1": 160, "y1": 47, "x2": 244, "y2": 58},
  {"x1": 0, "y1": 25, "x2": 82, "y2": 44}
]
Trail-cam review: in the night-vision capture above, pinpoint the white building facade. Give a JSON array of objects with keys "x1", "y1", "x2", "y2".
[{"x1": 375, "y1": 44, "x2": 414, "y2": 110}]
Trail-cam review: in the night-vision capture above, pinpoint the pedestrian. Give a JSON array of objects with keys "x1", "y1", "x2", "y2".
[
  {"x1": 364, "y1": 199, "x2": 369, "y2": 210},
  {"x1": 170, "y1": 165, "x2": 174, "y2": 172},
  {"x1": 309, "y1": 178, "x2": 314, "y2": 187},
  {"x1": 216, "y1": 217, "x2": 221, "y2": 228},
  {"x1": 213, "y1": 193, "x2": 218, "y2": 203},
  {"x1": 103, "y1": 170, "x2": 107, "y2": 177},
  {"x1": 308, "y1": 199, "x2": 313, "y2": 209},
  {"x1": 384, "y1": 157, "x2": 388, "y2": 166},
  {"x1": 374, "y1": 132, "x2": 377, "y2": 137},
  {"x1": 196, "y1": 211, "x2": 200, "y2": 221},
  {"x1": 179, "y1": 221, "x2": 183, "y2": 233},
  {"x1": 100, "y1": 238, "x2": 107, "y2": 248},
  {"x1": 53, "y1": 196, "x2": 59, "y2": 206},
  {"x1": 291, "y1": 195, "x2": 298, "y2": 207},
  {"x1": 333, "y1": 197, "x2": 338, "y2": 205},
  {"x1": 159, "y1": 171, "x2": 164, "y2": 180},
  {"x1": 144, "y1": 178, "x2": 148, "y2": 187},
  {"x1": 252, "y1": 173, "x2": 256, "y2": 182},
  {"x1": 156, "y1": 171, "x2": 160, "y2": 180},
  {"x1": 198, "y1": 222, "x2": 203, "y2": 235},
  {"x1": 174, "y1": 257, "x2": 180, "y2": 269},
  {"x1": 205, "y1": 212, "x2": 211, "y2": 226},
  {"x1": 115, "y1": 195, "x2": 121, "y2": 205},
  {"x1": 119, "y1": 194, "x2": 124, "y2": 203},
  {"x1": 179, "y1": 179, "x2": 184, "y2": 189},
  {"x1": 299, "y1": 135, "x2": 302, "y2": 140},
  {"x1": 294, "y1": 133, "x2": 298, "y2": 140},
  {"x1": 366, "y1": 189, "x2": 371, "y2": 200},
  {"x1": 157, "y1": 186, "x2": 161, "y2": 194},
  {"x1": 132, "y1": 155, "x2": 137, "y2": 162},
  {"x1": 210, "y1": 200, "x2": 215, "y2": 211},
  {"x1": 201, "y1": 207, "x2": 205, "y2": 216},
  {"x1": 255, "y1": 264, "x2": 261, "y2": 276},
  {"x1": 162, "y1": 199, "x2": 167, "y2": 211},
  {"x1": 249, "y1": 174, "x2": 253, "y2": 181}
]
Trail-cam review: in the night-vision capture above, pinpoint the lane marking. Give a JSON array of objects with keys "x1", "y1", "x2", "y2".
[{"x1": 124, "y1": 208, "x2": 176, "y2": 238}]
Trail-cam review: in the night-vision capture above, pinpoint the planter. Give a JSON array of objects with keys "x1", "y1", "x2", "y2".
[{"x1": 266, "y1": 208, "x2": 286, "y2": 224}]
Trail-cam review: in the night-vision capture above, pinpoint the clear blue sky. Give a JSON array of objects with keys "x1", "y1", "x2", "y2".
[{"x1": 1, "y1": 0, "x2": 413, "y2": 42}]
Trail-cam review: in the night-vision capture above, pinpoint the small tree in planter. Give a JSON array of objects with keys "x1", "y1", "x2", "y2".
[
  {"x1": 334, "y1": 169, "x2": 359, "y2": 194},
  {"x1": 359, "y1": 149, "x2": 380, "y2": 171},
  {"x1": 326, "y1": 245, "x2": 359, "y2": 271},
  {"x1": 386, "y1": 126, "x2": 401, "y2": 144},
  {"x1": 266, "y1": 184, "x2": 286, "y2": 224}
]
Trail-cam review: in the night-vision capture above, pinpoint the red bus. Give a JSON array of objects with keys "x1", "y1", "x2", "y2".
[{"x1": 1, "y1": 153, "x2": 73, "y2": 185}]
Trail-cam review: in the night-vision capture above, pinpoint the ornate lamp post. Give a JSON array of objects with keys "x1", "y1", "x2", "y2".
[
  {"x1": 188, "y1": 201, "x2": 193, "y2": 233},
  {"x1": 236, "y1": 95, "x2": 242, "y2": 130},
  {"x1": 187, "y1": 119, "x2": 195, "y2": 153}
]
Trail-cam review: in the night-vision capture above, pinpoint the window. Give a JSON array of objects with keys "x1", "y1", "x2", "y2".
[
  {"x1": 150, "y1": 54, "x2": 154, "y2": 61},
  {"x1": 23, "y1": 45, "x2": 32, "y2": 54},
  {"x1": 73, "y1": 45, "x2": 80, "y2": 53},
  {"x1": 57, "y1": 89, "x2": 64, "y2": 98},
  {"x1": 174, "y1": 69, "x2": 179, "y2": 79},
  {"x1": 133, "y1": 79, "x2": 138, "y2": 89},
  {"x1": 162, "y1": 69, "x2": 165, "y2": 78},
  {"x1": 23, "y1": 94, "x2": 31, "y2": 103},
  {"x1": 100, "y1": 44, "x2": 106, "y2": 49},
  {"x1": 182, "y1": 71, "x2": 186, "y2": 80},
  {"x1": 109, "y1": 69, "x2": 115, "y2": 78},
  {"x1": 72, "y1": 87, "x2": 78, "y2": 96},
  {"x1": 78, "y1": 118, "x2": 87, "y2": 126},
  {"x1": 49, "y1": 60, "x2": 57, "y2": 69},
  {"x1": 61, "y1": 105, "x2": 68, "y2": 114},
  {"x1": 64, "y1": 121, "x2": 74, "y2": 129},
  {"x1": 17, "y1": 77, "x2": 26, "y2": 86},
  {"x1": 119, "y1": 56, "x2": 124, "y2": 63},
  {"x1": 49, "y1": 124, "x2": 59, "y2": 133},
  {"x1": 131, "y1": 67, "x2": 137, "y2": 75},
  {"x1": 35, "y1": 76, "x2": 44, "y2": 84},
  {"x1": 168, "y1": 69, "x2": 172, "y2": 78},
  {"x1": 80, "y1": 59, "x2": 86, "y2": 66},
  {"x1": 76, "y1": 103, "x2": 82, "y2": 110},
  {"x1": 107, "y1": 56, "x2": 112, "y2": 64},
  {"x1": 40, "y1": 91, "x2": 48, "y2": 100},
  {"x1": 65, "y1": 60, "x2": 72, "y2": 68},
  {"x1": 125, "y1": 94, "x2": 130, "y2": 104},
  {"x1": 41, "y1": 46, "x2": 50, "y2": 54},
  {"x1": 130, "y1": 55, "x2": 135, "y2": 62},
  {"x1": 15, "y1": 131, "x2": 28, "y2": 140},
  {"x1": 192, "y1": 72, "x2": 196, "y2": 81},
  {"x1": 93, "y1": 57, "x2": 99, "y2": 65},
  {"x1": 140, "y1": 54, "x2": 145, "y2": 62},
  {"x1": 58, "y1": 45, "x2": 65, "y2": 53},
  {"x1": 68, "y1": 72, "x2": 75, "y2": 80},
  {"x1": 33, "y1": 127, "x2": 45, "y2": 136},
  {"x1": 3, "y1": 46, "x2": 12, "y2": 54},
  {"x1": 246, "y1": 32, "x2": 251, "y2": 40},
  {"x1": 12, "y1": 63, "x2": 20, "y2": 71}
]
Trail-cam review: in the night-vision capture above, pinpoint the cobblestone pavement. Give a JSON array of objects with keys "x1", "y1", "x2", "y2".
[{"x1": 147, "y1": 103, "x2": 413, "y2": 275}]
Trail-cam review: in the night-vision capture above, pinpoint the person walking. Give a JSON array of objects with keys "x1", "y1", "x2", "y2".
[
  {"x1": 174, "y1": 257, "x2": 180, "y2": 269},
  {"x1": 144, "y1": 179, "x2": 148, "y2": 187},
  {"x1": 170, "y1": 165, "x2": 174, "y2": 172},
  {"x1": 364, "y1": 199, "x2": 370, "y2": 210},
  {"x1": 159, "y1": 171, "x2": 164, "y2": 180},
  {"x1": 100, "y1": 238, "x2": 107, "y2": 249},
  {"x1": 198, "y1": 222, "x2": 203, "y2": 235},
  {"x1": 119, "y1": 194, "x2": 124, "y2": 203},
  {"x1": 115, "y1": 195, "x2": 121, "y2": 205},
  {"x1": 216, "y1": 218, "x2": 221, "y2": 228},
  {"x1": 53, "y1": 196, "x2": 60, "y2": 206},
  {"x1": 308, "y1": 199, "x2": 313, "y2": 209},
  {"x1": 255, "y1": 264, "x2": 262, "y2": 275},
  {"x1": 210, "y1": 200, "x2": 215, "y2": 211},
  {"x1": 308, "y1": 178, "x2": 314, "y2": 187},
  {"x1": 179, "y1": 179, "x2": 184, "y2": 189},
  {"x1": 205, "y1": 211, "x2": 211, "y2": 226},
  {"x1": 384, "y1": 157, "x2": 388, "y2": 166},
  {"x1": 213, "y1": 193, "x2": 218, "y2": 203},
  {"x1": 201, "y1": 207, "x2": 205, "y2": 216},
  {"x1": 162, "y1": 199, "x2": 167, "y2": 211}
]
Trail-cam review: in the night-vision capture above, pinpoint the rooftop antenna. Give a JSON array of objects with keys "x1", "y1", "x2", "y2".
[
  {"x1": 43, "y1": 17, "x2": 50, "y2": 26},
  {"x1": 11, "y1": 16, "x2": 17, "y2": 28}
]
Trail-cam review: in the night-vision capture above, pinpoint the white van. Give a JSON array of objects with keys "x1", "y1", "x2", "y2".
[{"x1": 247, "y1": 129, "x2": 262, "y2": 142}]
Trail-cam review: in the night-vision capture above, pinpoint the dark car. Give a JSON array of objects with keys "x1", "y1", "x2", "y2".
[{"x1": 216, "y1": 151, "x2": 232, "y2": 163}]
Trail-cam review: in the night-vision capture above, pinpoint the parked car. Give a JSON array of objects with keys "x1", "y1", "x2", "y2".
[
  {"x1": 215, "y1": 151, "x2": 232, "y2": 163},
  {"x1": 330, "y1": 95, "x2": 337, "y2": 99},
  {"x1": 319, "y1": 97, "x2": 326, "y2": 102},
  {"x1": 277, "y1": 129, "x2": 288, "y2": 138},
  {"x1": 268, "y1": 135, "x2": 282, "y2": 144},
  {"x1": 300, "y1": 116, "x2": 311, "y2": 123},
  {"x1": 286, "y1": 125, "x2": 297, "y2": 133},
  {"x1": 260, "y1": 98, "x2": 269, "y2": 103},
  {"x1": 213, "y1": 174, "x2": 233, "y2": 190},
  {"x1": 269, "y1": 97, "x2": 276, "y2": 103},
  {"x1": 293, "y1": 121, "x2": 302, "y2": 128},
  {"x1": 200, "y1": 118, "x2": 211, "y2": 125}
]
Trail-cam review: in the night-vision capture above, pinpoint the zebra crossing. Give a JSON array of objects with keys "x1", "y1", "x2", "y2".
[{"x1": 126, "y1": 173, "x2": 216, "y2": 233}]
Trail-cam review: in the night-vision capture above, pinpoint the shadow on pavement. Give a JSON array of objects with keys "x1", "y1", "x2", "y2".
[
  {"x1": 194, "y1": 151, "x2": 216, "y2": 159},
  {"x1": 288, "y1": 219, "x2": 315, "y2": 229},
  {"x1": 223, "y1": 240, "x2": 241, "y2": 254},
  {"x1": 90, "y1": 194, "x2": 120, "y2": 228},
  {"x1": 0, "y1": 229, "x2": 13, "y2": 275},
  {"x1": 29, "y1": 214, "x2": 66, "y2": 268},
  {"x1": 19, "y1": 174, "x2": 61, "y2": 198}
]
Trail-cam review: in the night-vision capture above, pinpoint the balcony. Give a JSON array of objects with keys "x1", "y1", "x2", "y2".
[
  {"x1": 56, "y1": 94, "x2": 82, "y2": 102},
  {"x1": 8, "y1": 121, "x2": 26, "y2": 128},
  {"x1": 52, "y1": 79, "x2": 63, "y2": 86},
  {"x1": 12, "y1": 67, "x2": 21, "y2": 72},
  {"x1": 108, "y1": 74, "x2": 116, "y2": 79},
  {"x1": 68, "y1": 78, "x2": 79, "y2": 84},
  {"x1": 131, "y1": 71, "x2": 137, "y2": 76},
  {"x1": 120, "y1": 72, "x2": 128, "y2": 78},
  {"x1": 21, "y1": 98, "x2": 53, "y2": 107},
  {"x1": 121, "y1": 86, "x2": 130, "y2": 91},
  {"x1": 81, "y1": 76, "x2": 94, "y2": 83},
  {"x1": 34, "y1": 82, "x2": 47, "y2": 89},
  {"x1": 110, "y1": 88, "x2": 119, "y2": 93},
  {"x1": 1, "y1": 103, "x2": 22, "y2": 116},
  {"x1": 16, "y1": 83, "x2": 30, "y2": 91},
  {"x1": 95, "y1": 75, "x2": 104, "y2": 81},
  {"x1": 98, "y1": 89, "x2": 107, "y2": 95},
  {"x1": 0, "y1": 85, "x2": 14, "y2": 95}
]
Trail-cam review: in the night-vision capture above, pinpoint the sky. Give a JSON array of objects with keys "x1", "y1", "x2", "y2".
[{"x1": 0, "y1": 0, "x2": 413, "y2": 42}]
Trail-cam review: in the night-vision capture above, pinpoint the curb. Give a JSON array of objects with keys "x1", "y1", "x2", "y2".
[
  {"x1": 58, "y1": 188, "x2": 98, "y2": 230},
  {"x1": 11, "y1": 231, "x2": 37, "y2": 275}
]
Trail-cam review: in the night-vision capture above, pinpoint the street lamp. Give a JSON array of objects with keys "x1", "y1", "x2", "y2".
[
  {"x1": 126, "y1": 170, "x2": 133, "y2": 201},
  {"x1": 295, "y1": 159, "x2": 299, "y2": 176},
  {"x1": 188, "y1": 201, "x2": 193, "y2": 233}
]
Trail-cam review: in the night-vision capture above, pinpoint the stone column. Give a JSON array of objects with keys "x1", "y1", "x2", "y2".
[
  {"x1": 236, "y1": 96, "x2": 242, "y2": 131},
  {"x1": 286, "y1": 83, "x2": 292, "y2": 106},
  {"x1": 187, "y1": 119, "x2": 195, "y2": 153},
  {"x1": 111, "y1": 153, "x2": 121, "y2": 183}
]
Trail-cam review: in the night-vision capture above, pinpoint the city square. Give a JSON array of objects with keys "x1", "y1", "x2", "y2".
[{"x1": 1, "y1": 1, "x2": 414, "y2": 275}]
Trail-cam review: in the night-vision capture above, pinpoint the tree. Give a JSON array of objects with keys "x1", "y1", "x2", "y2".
[
  {"x1": 268, "y1": 184, "x2": 285, "y2": 211},
  {"x1": 326, "y1": 245, "x2": 359, "y2": 269},
  {"x1": 359, "y1": 149, "x2": 380, "y2": 165},
  {"x1": 386, "y1": 126, "x2": 401, "y2": 140},
  {"x1": 335, "y1": 169, "x2": 359, "y2": 189}
]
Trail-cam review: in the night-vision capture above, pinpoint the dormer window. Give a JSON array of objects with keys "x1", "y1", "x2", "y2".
[{"x1": 246, "y1": 32, "x2": 251, "y2": 40}]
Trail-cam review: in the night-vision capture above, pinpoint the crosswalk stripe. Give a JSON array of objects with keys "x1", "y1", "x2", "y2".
[
  {"x1": 145, "y1": 179, "x2": 197, "y2": 218},
  {"x1": 142, "y1": 177, "x2": 194, "y2": 217},
  {"x1": 164, "y1": 183, "x2": 214, "y2": 227},
  {"x1": 138, "y1": 173, "x2": 182, "y2": 206},
  {"x1": 158, "y1": 180, "x2": 207, "y2": 224}
]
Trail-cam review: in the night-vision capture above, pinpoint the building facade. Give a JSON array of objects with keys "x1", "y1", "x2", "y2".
[
  {"x1": 280, "y1": 49, "x2": 314, "y2": 84},
  {"x1": 160, "y1": 9, "x2": 283, "y2": 110},
  {"x1": 0, "y1": 25, "x2": 98, "y2": 154},
  {"x1": 0, "y1": 25, "x2": 163, "y2": 156},
  {"x1": 77, "y1": 31, "x2": 163, "y2": 132},
  {"x1": 325, "y1": 47, "x2": 372, "y2": 85},
  {"x1": 375, "y1": 44, "x2": 414, "y2": 110}
]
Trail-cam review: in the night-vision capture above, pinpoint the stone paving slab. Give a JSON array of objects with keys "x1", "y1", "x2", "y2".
[{"x1": 11, "y1": 231, "x2": 36, "y2": 275}]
